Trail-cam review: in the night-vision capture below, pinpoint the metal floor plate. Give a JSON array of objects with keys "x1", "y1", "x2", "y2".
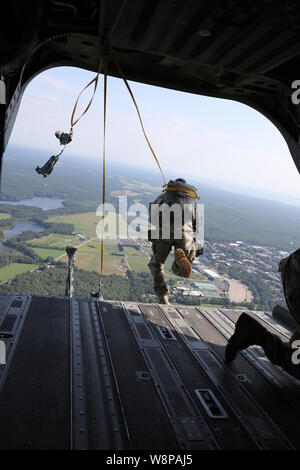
[{"x1": 0, "y1": 295, "x2": 299, "y2": 450}]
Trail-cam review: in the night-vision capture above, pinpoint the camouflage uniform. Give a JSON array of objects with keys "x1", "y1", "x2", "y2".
[
  {"x1": 226, "y1": 249, "x2": 300, "y2": 380},
  {"x1": 262, "y1": 331, "x2": 300, "y2": 379},
  {"x1": 148, "y1": 180, "x2": 201, "y2": 297},
  {"x1": 269, "y1": 249, "x2": 300, "y2": 379},
  {"x1": 149, "y1": 236, "x2": 197, "y2": 297}
]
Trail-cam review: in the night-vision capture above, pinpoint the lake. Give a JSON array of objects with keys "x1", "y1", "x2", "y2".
[
  {"x1": 0, "y1": 196, "x2": 65, "y2": 210},
  {"x1": 5, "y1": 223, "x2": 46, "y2": 239},
  {"x1": 0, "y1": 196, "x2": 63, "y2": 250},
  {"x1": 0, "y1": 222, "x2": 46, "y2": 249}
]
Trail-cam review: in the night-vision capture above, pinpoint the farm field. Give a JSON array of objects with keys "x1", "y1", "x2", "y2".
[
  {"x1": 0, "y1": 213, "x2": 11, "y2": 220},
  {"x1": 27, "y1": 230, "x2": 127, "y2": 275},
  {"x1": 54, "y1": 239, "x2": 127, "y2": 276},
  {"x1": 31, "y1": 247, "x2": 65, "y2": 259},
  {"x1": 123, "y1": 245, "x2": 203, "y2": 282},
  {"x1": 48, "y1": 212, "x2": 98, "y2": 238},
  {"x1": 28, "y1": 234, "x2": 78, "y2": 248},
  {"x1": 123, "y1": 246, "x2": 178, "y2": 276},
  {"x1": 124, "y1": 246, "x2": 150, "y2": 272},
  {"x1": 73, "y1": 241, "x2": 127, "y2": 275},
  {"x1": 27, "y1": 211, "x2": 206, "y2": 283},
  {"x1": 48, "y1": 212, "x2": 128, "y2": 239},
  {"x1": 0, "y1": 263, "x2": 37, "y2": 282}
]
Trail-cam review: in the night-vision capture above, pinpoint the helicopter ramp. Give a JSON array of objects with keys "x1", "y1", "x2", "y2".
[{"x1": 0, "y1": 294, "x2": 299, "y2": 450}]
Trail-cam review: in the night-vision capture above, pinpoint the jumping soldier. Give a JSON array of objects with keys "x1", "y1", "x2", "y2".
[{"x1": 148, "y1": 178, "x2": 203, "y2": 305}]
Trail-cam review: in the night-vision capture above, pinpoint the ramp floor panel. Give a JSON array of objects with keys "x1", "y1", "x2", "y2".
[
  {"x1": 0, "y1": 296, "x2": 70, "y2": 450},
  {"x1": 139, "y1": 304, "x2": 257, "y2": 450},
  {"x1": 0, "y1": 296, "x2": 298, "y2": 450},
  {"x1": 100, "y1": 301, "x2": 180, "y2": 450},
  {"x1": 177, "y1": 306, "x2": 300, "y2": 448}
]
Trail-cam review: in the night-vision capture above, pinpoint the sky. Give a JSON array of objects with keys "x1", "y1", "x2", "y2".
[{"x1": 5, "y1": 65, "x2": 300, "y2": 205}]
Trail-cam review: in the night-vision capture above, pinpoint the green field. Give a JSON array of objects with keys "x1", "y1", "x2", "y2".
[
  {"x1": 55, "y1": 239, "x2": 127, "y2": 276},
  {"x1": 0, "y1": 213, "x2": 11, "y2": 220},
  {"x1": 123, "y1": 246, "x2": 196, "y2": 277},
  {"x1": 31, "y1": 247, "x2": 65, "y2": 259},
  {"x1": 28, "y1": 229, "x2": 128, "y2": 275},
  {"x1": 35, "y1": 211, "x2": 203, "y2": 280},
  {"x1": 74, "y1": 241, "x2": 127, "y2": 275},
  {"x1": 124, "y1": 246, "x2": 150, "y2": 272},
  {"x1": 28, "y1": 234, "x2": 78, "y2": 248},
  {"x1": 0, "y1": 263, "x2": 37, "y2": 282},
  {"x1": 49, "y1": 212, "x2": 98, "y2": 238},
  {"x1": 123, "y1": 245, "x2": 204, "y2": 282},
  {"x1": 48, "y1": 212, "x2": 129, "y2": 239}
]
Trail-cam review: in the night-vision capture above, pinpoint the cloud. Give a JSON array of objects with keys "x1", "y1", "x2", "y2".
[
  {"x1": 6, "y1": 65, "x2": 300, "y2": 201},
  {"x1": 29, "y1": 93, "x2": 60, "y2": 105},
  {"x1": 41, "y1": 76, "x2": 80, "y2": 95}
]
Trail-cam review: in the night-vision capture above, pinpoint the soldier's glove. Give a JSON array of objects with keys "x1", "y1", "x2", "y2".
[
  {"x1": 55, "y1": 130, "x2": 73, "y2": 146},
  {"x1": 90, "y1": 290, "x2": 104, "y2": 300},
  {"x1": 195, "y1": 246, "x2": 203, "y2": 257},
  {"x1": 36, "y1": 155, "x2": 59, "y2": 178},
  {"x1": 90, "y1": 291, "x2": 100, "y2": 298}
]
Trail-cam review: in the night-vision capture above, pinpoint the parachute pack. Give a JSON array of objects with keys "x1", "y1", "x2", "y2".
[{"x1": 279, "y1": 248, "x2": 300, "y2": 326}]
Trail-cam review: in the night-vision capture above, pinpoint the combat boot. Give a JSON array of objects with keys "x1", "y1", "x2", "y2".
[
  {"x1": 225, "y1": 312, "x2": 270, "y2": 364},
  {"x1": 174, "y1": 248, "x2": 192, "y2": 278},
  {"x1": 158, "y1": 294, "x2": 170, "y2": 305}
]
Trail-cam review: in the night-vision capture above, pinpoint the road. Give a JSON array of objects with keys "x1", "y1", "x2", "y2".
[{"x1": 54, "y1": 236, "x2": 98, "y2": 261}]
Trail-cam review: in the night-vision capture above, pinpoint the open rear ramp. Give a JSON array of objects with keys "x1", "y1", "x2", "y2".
[{"x1": 0, "y1": 295, "x2": 298, "y2": 450}]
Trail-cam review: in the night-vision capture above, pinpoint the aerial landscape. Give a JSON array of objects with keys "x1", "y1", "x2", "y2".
[
  {"x1": 0, "y1": 144, "x2": 299, "y2": 311},
  {"x1": 2, "y1": 0, "x2": 300, "y2": 453}
]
